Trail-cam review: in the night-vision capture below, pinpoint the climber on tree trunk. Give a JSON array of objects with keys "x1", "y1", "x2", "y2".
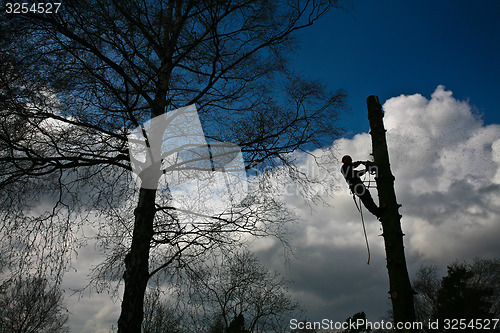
[{"x1": 341, "y1": 155, "x2": 382, "y2": 218}]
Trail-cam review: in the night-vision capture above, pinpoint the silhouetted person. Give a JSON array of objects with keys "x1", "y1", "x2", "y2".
[{"x1": 341, "y1": 155, "x2": 381, "y2": 218}]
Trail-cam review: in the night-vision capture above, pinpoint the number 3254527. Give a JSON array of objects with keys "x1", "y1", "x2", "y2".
[{"x1": 6, "y1": 2, "x2": 62, "y2": 14}]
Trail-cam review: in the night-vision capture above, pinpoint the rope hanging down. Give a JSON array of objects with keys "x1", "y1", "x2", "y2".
[
  {"x1": 351, "y1": 166, "x2": 375, "y2": 265},
  {"x1": 352, "y1": 194, "x2": 371, "y2": 265}
]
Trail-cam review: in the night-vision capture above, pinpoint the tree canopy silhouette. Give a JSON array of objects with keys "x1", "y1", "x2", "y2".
[
  {"x1": 413, "y1": 258, "x2": 500, "y2": 332},
  {"x1": 1, "y1": 1, "x2": 346, "y2": 331}
]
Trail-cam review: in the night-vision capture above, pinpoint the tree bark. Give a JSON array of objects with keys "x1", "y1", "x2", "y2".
[
  {"x1": 117, "y1": 187, "x2": 156, "y2": 333},
  {"x1": 366, "y1": 95, "x2": 415, "y2": 331}
]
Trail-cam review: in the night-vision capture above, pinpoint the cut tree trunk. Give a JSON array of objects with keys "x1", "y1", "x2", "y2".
[{"x1": 367, "y1": 95, "x2": 415, "y2": 332}]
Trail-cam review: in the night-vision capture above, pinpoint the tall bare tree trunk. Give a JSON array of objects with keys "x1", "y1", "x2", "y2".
[
  {"x1": 117, "y1": 47, "x2": 171, "y2": 330},
  {"x1": 367, "y1": 95, "x2": 415, "y2": 332},
  {"x1": 118, "y1": 187, "x2": 156, "y2": 333}
]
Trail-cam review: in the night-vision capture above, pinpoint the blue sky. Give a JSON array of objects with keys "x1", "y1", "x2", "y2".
[{"x1": 294, "y1": 0, "x2": 500, "y2": 137}]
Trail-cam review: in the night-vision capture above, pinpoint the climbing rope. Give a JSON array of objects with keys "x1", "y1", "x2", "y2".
[
  {"x1": 352, "y1": 194, "x2": 371, "y2": 265},
  {"x1": 348, "y1": 164, "x2": 377, "y2": 265},
  {"x1": 350, "y1": 165, "x2": 376, "y2": 265}
]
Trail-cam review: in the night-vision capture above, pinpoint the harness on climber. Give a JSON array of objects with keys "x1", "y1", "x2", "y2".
[
  {"x1": 341, "y1": 155, "x2": 381, "y2": 265},
  {"x1": 341, "y1": 155, "x2": 381, "y2": 218}
]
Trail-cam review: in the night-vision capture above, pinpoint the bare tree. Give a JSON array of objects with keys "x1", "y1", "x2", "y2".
[
  {"x1": 412, "y1": 264, "x2": 440, "y2": 326},
  {"x1": 0, "y1": 275, "x2": 69, "y2": 333},
  {"x1": 163, "y1": 250, "x2": 301, "y2": 333},
  {"x1": 142, "y1": 288, "x2": 184, "y2": 333},
  {"x1": 1, "y1": 1, "x2": 346, "y2": 332}
]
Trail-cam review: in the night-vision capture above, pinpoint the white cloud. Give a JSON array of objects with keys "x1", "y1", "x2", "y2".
[
  {"x1": 382, "y1": 86, "x2": 500, "y2": 261},
  {"x1": 384, "y1": 85, "x2": 499, "y2": 194},
  {"x1": 61, "y1": 236, "x2": 121, "y2": 333}
]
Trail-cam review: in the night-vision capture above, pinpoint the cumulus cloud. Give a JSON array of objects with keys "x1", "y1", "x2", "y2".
[
  {"x1": 255, "y1": 85, "x2": 500, "y2": 322},
  {"x1": 383, "y1": 86, "x2": 500, "y2": 260}
]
